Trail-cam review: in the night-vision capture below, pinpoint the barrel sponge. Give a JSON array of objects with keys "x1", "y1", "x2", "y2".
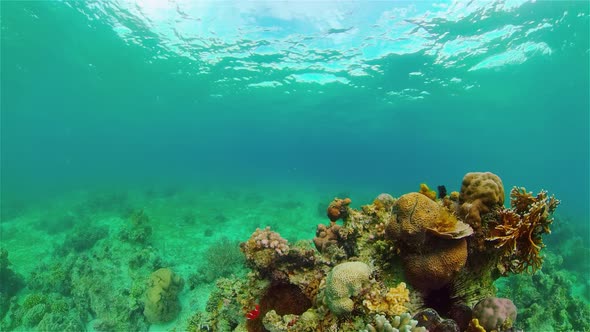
[
  {"x1": 390, "y1": 192, "x2": 440, "y2": 237},
  {"x1": 472, "y1": 297, "x2": 517, "y2": 331},
  {"x1": 143, "y1": 268, "x2": 184, "y2": 324},
  {"x1": 459, "y1": 172, "x2": 505, "y2": 207},
  {"x1": 403, "y1": 238, "x2": 468, "y2": 291},
  {"x1": 324, "y1": 261, "x2": 372, "y2": 316}
]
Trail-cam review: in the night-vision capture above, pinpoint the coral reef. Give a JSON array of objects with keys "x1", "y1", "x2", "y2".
[
  {"x1": 186, "y1": 172, "x2": 562, "y2": 332},
  {"x1": 143, "y1": 268, "x2": 184, "y2": 324},
  {"x1": 0, "y1": 249, "x2": 24, "y2": 320}
]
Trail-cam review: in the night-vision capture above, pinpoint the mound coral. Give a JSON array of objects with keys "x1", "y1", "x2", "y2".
[
  {"x1": 404, "y1": 238, "x2": 468, "y2": 292},
  {"x1": 143, "y1": 268, "x2": 184, "y2": 324},
  {"x1": 472, "y1": 297, "x2": 517, "y2": 331},
  {"x1": 487, "y1": 187, "x2": 560, "y2": 273},
  {"x1": 323, "y1": 261, "x2": 372, "y2": 316},
  {"x1": 458, "y1": 172, "x2": 505, "y2": 229}
]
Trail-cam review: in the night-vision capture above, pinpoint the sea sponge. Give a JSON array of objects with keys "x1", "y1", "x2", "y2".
[
  {"x1": 472, "y1": 297, "x2": 517, "y2": 331},
  {"x1": 419, "y1": 183, "x2": 437, "y2": 201},
  {"x1": 143, "y1": 268, "x2": 184, "y2": 324},
  {"x1": 403, "y1": 238, "x2": 468, "y2": 291},
  {"x1": 324, "y1": 261, "x2": 372, "y2": 315}
]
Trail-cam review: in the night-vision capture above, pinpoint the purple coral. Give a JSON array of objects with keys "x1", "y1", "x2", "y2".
[
  {"x1": 472, "y1": 297, "x2": 517, "y2": 331},
  {"x1": 251, "y1": 226, "x2": 289, "y2": 255}
]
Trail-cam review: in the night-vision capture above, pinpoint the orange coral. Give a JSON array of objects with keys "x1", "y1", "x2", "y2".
[
  {"x1": 404, "y1": 238, "x2": 468, "y2": 291},
  {"x1": 327, "y1": 198, "x2": 352, "y2": 222},
  {"x1": 487, "y1": 187, "x2": 560, "y2": 274}
]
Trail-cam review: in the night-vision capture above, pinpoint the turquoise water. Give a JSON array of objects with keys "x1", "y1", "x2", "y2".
[{"x1": 1, "y1": 1, "x2": 588, "y2": 332}]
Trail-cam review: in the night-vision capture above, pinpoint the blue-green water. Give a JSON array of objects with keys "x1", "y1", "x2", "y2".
[{"x1": 1, "y1": 1, "x2": 589, "y2": 332}]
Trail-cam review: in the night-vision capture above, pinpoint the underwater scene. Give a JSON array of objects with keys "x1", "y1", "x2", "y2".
[{"x1": 1, "y1": 1, "x2": 589, "y2": 332}]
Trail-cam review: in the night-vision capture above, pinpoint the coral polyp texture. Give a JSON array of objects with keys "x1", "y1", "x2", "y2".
[{"x1": 189, "y1": 172, "x2": 561, "y2": 332}]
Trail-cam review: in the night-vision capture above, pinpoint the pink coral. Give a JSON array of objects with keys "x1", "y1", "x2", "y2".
[
  {"x1": 472, "y1": 297, "x2": 517, "y2": 331},
  {"x1": 240, "y1": 227, "x2": 290, "y2": 270}
]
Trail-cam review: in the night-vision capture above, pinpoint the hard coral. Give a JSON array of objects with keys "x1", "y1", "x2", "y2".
[
  {"x1": 323, "y1": 261, "x2": 372, "y2": 316},
  {"x1": 327, "y1": 197, "x2": 352, "y2": 222},
  {"x1": 363, "y1": 282, "x2": 410, "y2": 316},
  {"x1": 241, "y1": 227, "x2": 290, "y2": 271},
  {"x1": 404, "y1": 238, "x2": 468, "y2": 292},
  {"x1": 458, "y1": 172, "x2": 505, "y2": 231},
  {"x1": 487, "y1": 187, "x2": 560, "y2": 274},
  {"x1": 143, "y1": 268, "x2": 184, "y2": 324},
  {"x1": 313, "y1": 223, "x2": 342, "y2": 253},
  {"x1": 472, "y1": 297, "x2": 517, "y2": 332}
]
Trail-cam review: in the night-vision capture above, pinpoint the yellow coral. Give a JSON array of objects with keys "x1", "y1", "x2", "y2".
[
  {"x1": 363, "y1": 282, "x2": 410, "y2": 316},
  {"x1": 466, "y1": 318, "x2": 487, "y2": 332},
  {"x1": 419, "y1": 183, "x2": 437, "y2": 201}
]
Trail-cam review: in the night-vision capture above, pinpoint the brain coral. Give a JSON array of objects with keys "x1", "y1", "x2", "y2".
[
  {"x1": 459, "y1": 172, "x2": 505, "y2": 207},
  {"x1": 324, "y1": 261, "x2": 372, "y2": 316},
  {"x1": 389, "y1": 192, "x2": 472, "y2": 245},
  {"x1": 472, "y1": 297, "x2": 517, "y2": 331},
  {"x1": 403, "y1": 238, "x2": 468, "y2": 291},
  {"x1": 143, "y1": 268, "x2": 184, "y2": 324},
  {"x1": 390, "y1": 192, "x2": 440, "y2": 238}
]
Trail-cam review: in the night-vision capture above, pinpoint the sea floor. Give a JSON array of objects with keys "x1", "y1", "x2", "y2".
[{"x1": 1, "y1": 183, "x2": 589, "y2": 331}]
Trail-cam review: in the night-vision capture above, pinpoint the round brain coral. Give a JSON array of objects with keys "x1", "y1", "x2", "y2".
[
  {"x1": 390, "y1": 192, "x2": 440, "y2": 238},
  {"x1": 403, "y1": 238, "x2": 468, "y2": 291},
  {"x1": 459, "y1": 172, "x2": 505, "y2": 207},
  {"x1": 472, "y1": 297, "x2": 517, "y2": 331},
  {"x1": 324, "y1": 261, "x2": 372, "y2": 316}
]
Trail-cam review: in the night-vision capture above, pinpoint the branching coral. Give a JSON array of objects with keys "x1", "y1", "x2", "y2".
[{"x1": 487, "y1": 187, "x2": 560, "y2": 274}]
